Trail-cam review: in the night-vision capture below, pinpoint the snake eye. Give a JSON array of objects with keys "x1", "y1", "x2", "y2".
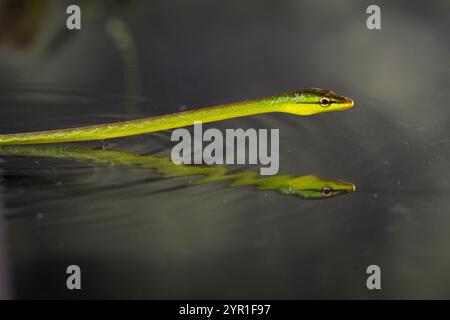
[
  {"x1": 321, "y1": 186, "x2": 333, "y2": 197},
  {"x1": 319, "y1": 97, "x2": 331, "y2": 107}
]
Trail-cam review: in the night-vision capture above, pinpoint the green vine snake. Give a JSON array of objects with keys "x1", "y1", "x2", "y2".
[
  {"x1": 0, "y1": 146, "x2": 355, "y2": 199},
  {"x1": 0, "y1": 88, "x2": 353, "y2": 145}
]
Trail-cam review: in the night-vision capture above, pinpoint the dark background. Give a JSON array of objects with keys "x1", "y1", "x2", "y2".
[{"x1": 0, "y1": 0, "x2": 449, "y2": 299}]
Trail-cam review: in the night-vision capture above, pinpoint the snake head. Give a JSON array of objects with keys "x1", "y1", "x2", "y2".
[
  {"x1": 282, "y1": 88, "x2": 354, "y2": 115},
  {"x1": 280, "y1": 175, "x2": 356, "y2": 199}
]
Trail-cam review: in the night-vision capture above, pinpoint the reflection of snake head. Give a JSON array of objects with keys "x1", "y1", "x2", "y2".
[
  {"x1": 278, "y1": 175, "x2": 356, "y2": 199},
  {"x1": 281, "y1": 88, "x2": 354, "y2": 116}
]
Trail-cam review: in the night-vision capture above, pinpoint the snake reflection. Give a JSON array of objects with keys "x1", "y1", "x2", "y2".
[{"x1": 0, "y1": 146, "x2": 355, "y2": 200}]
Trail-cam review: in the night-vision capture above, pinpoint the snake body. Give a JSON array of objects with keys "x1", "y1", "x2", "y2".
[{"x1": 0, "y1": 88, "x2": 353, "y2": 145}]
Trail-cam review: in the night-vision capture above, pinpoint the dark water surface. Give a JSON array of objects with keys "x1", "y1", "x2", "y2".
[{"x1": 0, "y1": 0, "x2": 449, "y2": 299}]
